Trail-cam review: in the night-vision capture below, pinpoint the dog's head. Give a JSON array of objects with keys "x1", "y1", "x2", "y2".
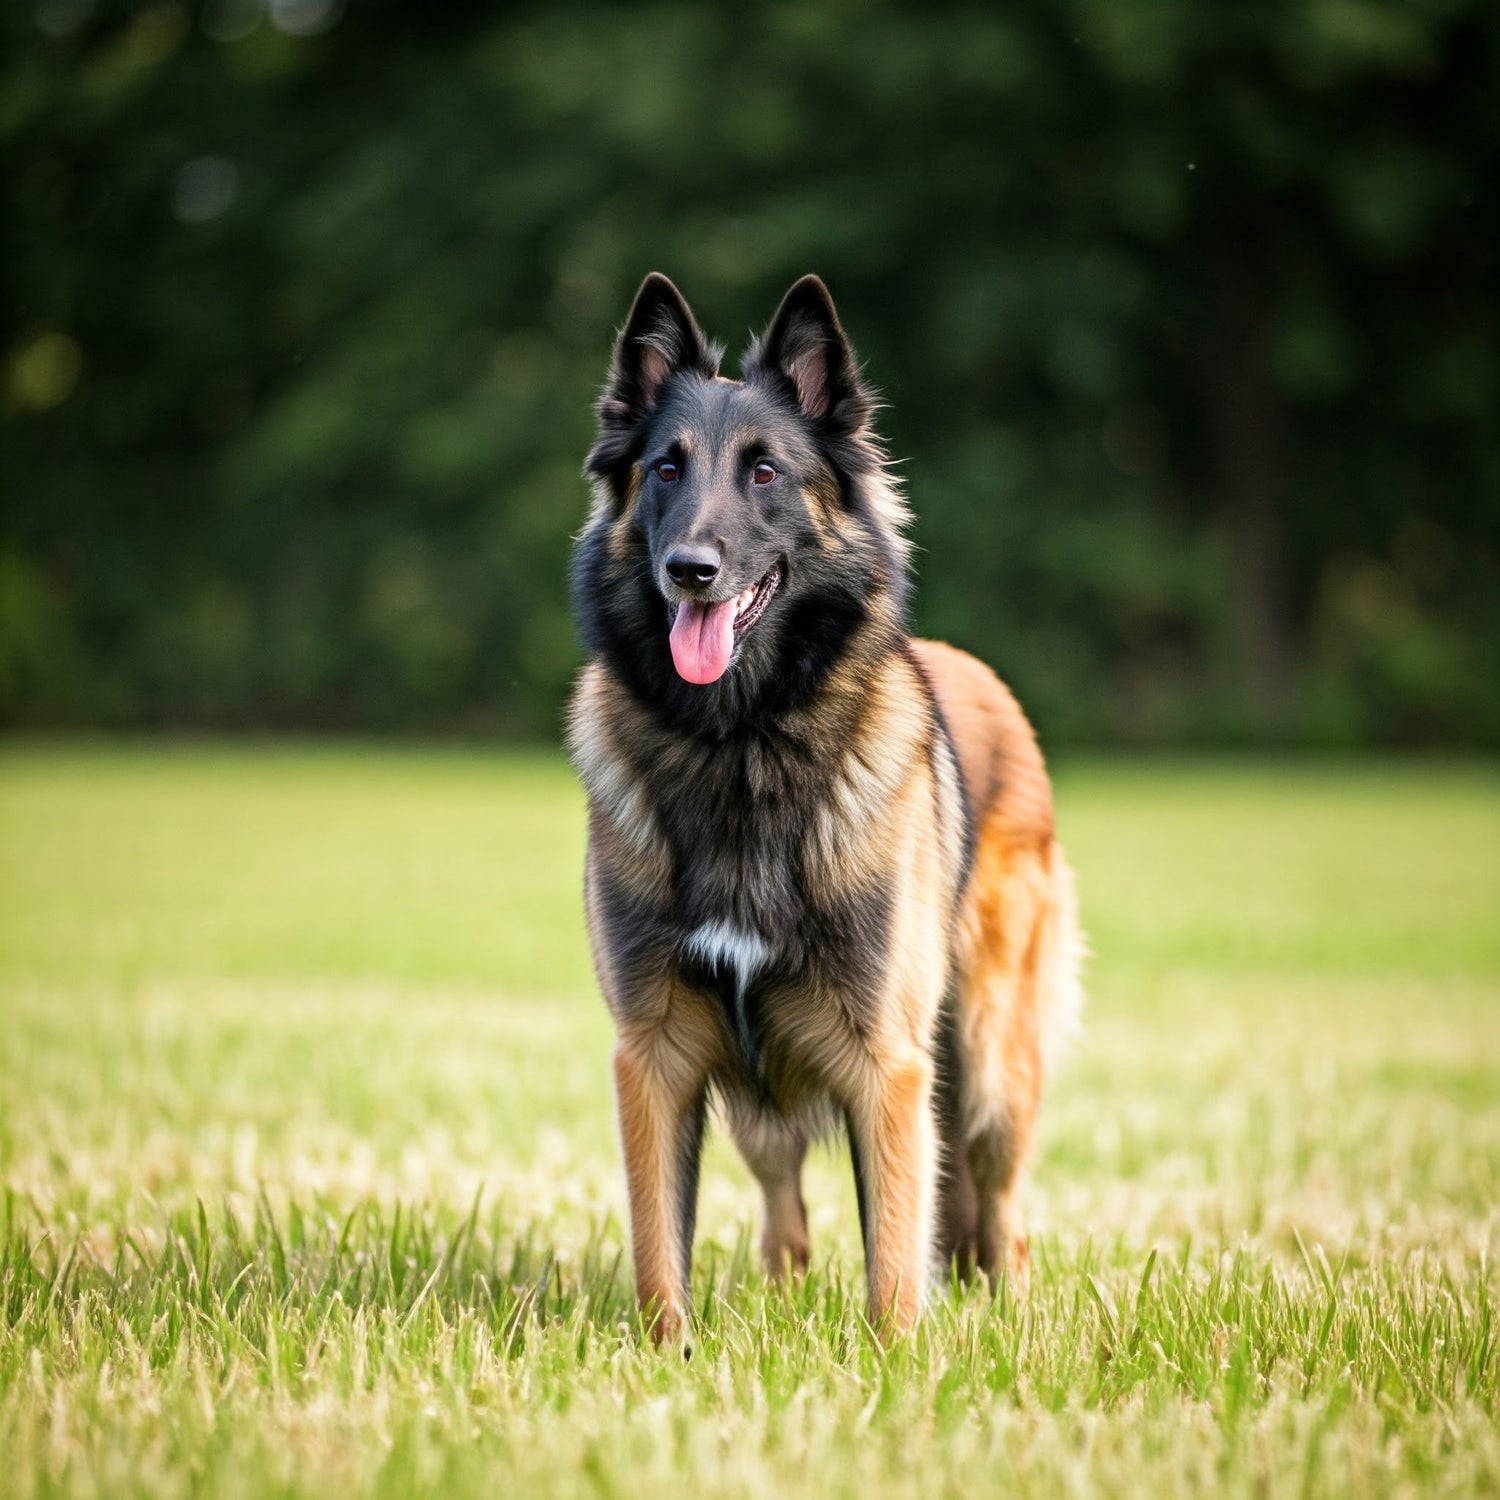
[{"x1": 573, "y1": 274, "x2": 909, "y2": 723}]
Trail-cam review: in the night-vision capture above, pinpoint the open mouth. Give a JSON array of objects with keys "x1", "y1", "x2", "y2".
[
  {"x1": 731, "y1": 560, "x2": 783, "y2": 640},
  {"x1": 667, "y1": 561, "x2": 784, "y2": 685}
]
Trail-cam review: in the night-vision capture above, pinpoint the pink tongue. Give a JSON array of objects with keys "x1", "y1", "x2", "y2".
[{"x1": 669, "y1": 599, "x2": 737, "y2": 684}]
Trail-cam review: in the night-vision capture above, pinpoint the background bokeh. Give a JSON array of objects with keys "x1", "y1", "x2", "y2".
[{"x1": 3, "y1": 0, "x2": 1495, "y2": 746}]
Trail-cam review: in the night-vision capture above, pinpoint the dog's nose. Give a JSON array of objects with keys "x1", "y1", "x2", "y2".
[{"x1": 664, "y1": 546, "x2": 721, "y2": 590}]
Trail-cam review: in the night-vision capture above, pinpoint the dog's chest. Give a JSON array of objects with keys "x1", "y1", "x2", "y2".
[
  {"x1": 616, "y1": 727, "x2": 898, "y2": 1092},
  {"x1": 661, "y1": 773, "x2": 814, "y2": 1088},
  {"x1": 656, "y1": 740, "x2": 809, "y2": 930},
  {"x1": 683, "y1": 918, "x2": 775, "y2": 995},
  {"x1": 681, "y1": 917, "x2": 775, "y2": 1079}
]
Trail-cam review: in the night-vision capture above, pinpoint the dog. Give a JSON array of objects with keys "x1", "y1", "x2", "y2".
[{"x1": 568, "y1": 273, "x2": 1082, "y2": 1344}]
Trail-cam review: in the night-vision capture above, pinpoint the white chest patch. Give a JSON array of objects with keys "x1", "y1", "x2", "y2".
[
  {"x1": 684, "y1": 920, "x2": 775, "y2": 1074},
  {"x1": 683, "y1": 920, "x2": 773, "y2": 997}
]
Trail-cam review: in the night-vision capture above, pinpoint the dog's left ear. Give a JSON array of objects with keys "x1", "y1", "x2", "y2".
[
  {"x1": 748, "y1": 275, "x2": 871, "y2": 434},
  {"x1": 587, "y1": 274, "x2": 719, "y2": 485}
]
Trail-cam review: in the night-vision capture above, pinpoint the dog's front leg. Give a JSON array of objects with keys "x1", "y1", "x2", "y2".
[
  {"x1": 613, "y1": 1022, "x2": 713, "y2": 1347},
  {"x1": 846, "y1": 1049, "x2": 938, "y2": 1338}
]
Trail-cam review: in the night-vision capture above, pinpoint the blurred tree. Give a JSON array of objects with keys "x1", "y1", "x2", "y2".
[{"x1": 2, "y1": 0, "x2": 1495, "y2": 744}]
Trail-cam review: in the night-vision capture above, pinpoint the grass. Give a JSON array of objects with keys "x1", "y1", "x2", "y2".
[{"x1": 1, "y1": 744, "x2": 1497, "y2": 1498}]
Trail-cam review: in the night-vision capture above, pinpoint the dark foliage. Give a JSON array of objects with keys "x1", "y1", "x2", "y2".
[{"x1": 2, "y1": 0, "x2": 1495, "y2": 743}]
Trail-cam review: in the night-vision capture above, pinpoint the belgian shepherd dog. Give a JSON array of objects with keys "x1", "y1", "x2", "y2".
[{"x1": 569, "y1": 273, "x2": 1082, "y2": 1344}]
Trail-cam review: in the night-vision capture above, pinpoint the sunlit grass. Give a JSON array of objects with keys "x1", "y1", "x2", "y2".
[{"x1": 1, "y1": 745, "x2": 1497, "y2": 1498}]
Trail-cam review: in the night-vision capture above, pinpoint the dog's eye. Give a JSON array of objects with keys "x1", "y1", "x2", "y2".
[
  {"x1": 752, "y1": 462, "x2": 777, "y2": 486},
  {"x1": 655, "y1": 461, "x2": 679, "y2": 483}
]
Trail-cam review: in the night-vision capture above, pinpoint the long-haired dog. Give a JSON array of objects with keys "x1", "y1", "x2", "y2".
[{"x1": 569, "y1": 273, "x2": 1082, "y2": 1343}]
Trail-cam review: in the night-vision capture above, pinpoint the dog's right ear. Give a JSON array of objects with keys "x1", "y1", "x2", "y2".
[
  {"x1": 746, "y1": 275, "x2": 871, "y2": 437},
  {"x1": 586, "y1": 274, "x2": 719, "y2": 484}
]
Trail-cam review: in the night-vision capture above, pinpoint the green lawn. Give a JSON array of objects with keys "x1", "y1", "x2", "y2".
[{"x1": 1, "y1": 746, "x2": 1497, "y2": 1498}]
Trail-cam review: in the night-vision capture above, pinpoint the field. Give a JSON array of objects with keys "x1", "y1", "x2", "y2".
[{"x1": 1, "y1": 745, "x2": 1497, "y2": 1498}]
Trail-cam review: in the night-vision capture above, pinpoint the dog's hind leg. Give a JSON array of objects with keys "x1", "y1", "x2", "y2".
[
  {"x1": 727, "y1": 1107, "x2": 811, "y2": 1278},
  {"x1": 967, "y1": 1113, "x2": 1033, "y2": 1294},
  {"x1": 935, "y1": 1145, "x2": 980, "y2": 1283},
  {"x1": 951, "y1": 836, "x2": 1055, "y2": 1297},
  {"x1": 971, "y1": 840, "x2": 1082, "y2": 1294},
  {"x1": 933, "y1": 1007, "x2": 980, "y2": 1279}
]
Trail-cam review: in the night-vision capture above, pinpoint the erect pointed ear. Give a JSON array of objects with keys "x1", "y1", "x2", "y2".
[
  {"x1": 746, "y1": 274, "x2": 871, "y2": 433},
  {"x1": 586, "y1": 273, "x2": 720, "y2": 482}
]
